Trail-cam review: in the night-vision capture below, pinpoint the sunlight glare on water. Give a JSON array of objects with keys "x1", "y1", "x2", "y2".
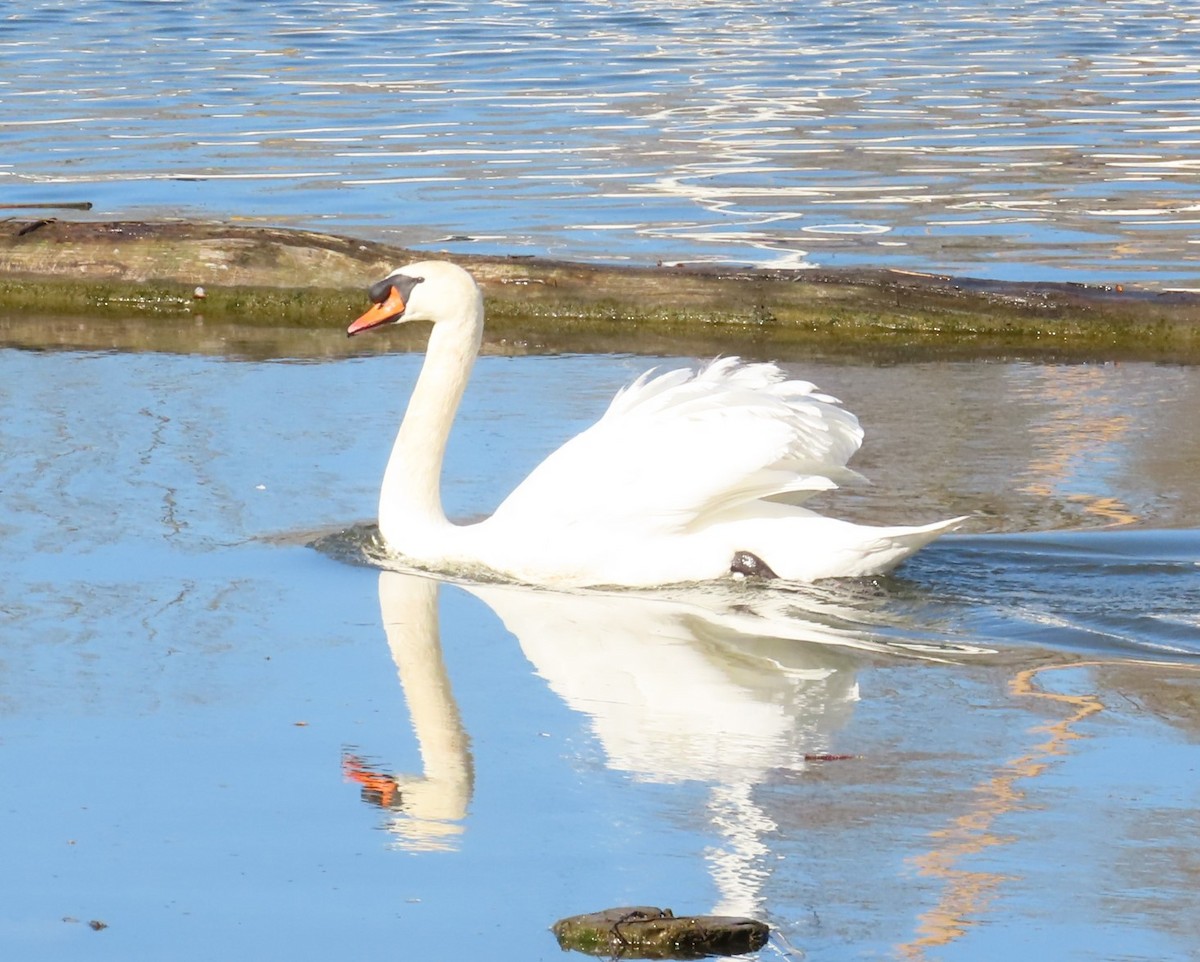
[{"x1": 2, "y1": 0, "x2": 1200, "y2": 284}]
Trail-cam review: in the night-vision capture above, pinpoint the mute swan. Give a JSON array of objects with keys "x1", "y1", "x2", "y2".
[{"x1": 347, "y1": 260, "x2": 964, "y2": 587}]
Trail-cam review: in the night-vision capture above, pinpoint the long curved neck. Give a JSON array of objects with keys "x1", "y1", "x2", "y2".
[{"x1": 380, "y1": 312, "x2": 482, "y2": 543}]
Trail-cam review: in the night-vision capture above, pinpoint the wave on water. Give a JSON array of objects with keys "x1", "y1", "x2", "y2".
[{"x1": 899, "y1": 528, "x2": 1200, "y2": 660}]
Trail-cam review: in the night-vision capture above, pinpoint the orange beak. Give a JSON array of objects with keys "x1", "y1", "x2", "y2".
[{"x1": 347, "y1": 284, "x2": 408, "y2": 336}]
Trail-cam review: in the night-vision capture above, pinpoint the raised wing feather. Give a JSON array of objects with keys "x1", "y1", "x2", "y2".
[{"x1": 489, "y1": 358, "x2": 864, "y2": 535}]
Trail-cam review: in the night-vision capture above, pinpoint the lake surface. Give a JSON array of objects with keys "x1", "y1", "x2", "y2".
[
  {"x1": 2, "y1": 333, "x2": 1199, "y2": 960},
  {"x1": 3, "y1": 0, "x2": 1200, "y2": 287}
]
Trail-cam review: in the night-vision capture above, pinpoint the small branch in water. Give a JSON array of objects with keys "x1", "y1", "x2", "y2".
[{"x1": 0, "y1": 202, "x2": 93, "y2": 210}]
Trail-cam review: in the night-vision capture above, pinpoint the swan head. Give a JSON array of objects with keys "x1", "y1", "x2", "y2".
[{"x1": 347, "y1": 260, "x2": 482, "y2": 336}]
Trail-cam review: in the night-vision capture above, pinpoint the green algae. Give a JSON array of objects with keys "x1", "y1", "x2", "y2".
[{"x1": 0, "y1": 276, "x2": 360, "y2": 325}]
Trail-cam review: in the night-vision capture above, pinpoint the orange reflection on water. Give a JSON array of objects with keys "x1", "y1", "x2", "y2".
[
  {"x1": 897, "y1": 663, "x2": 1103, "y2": 958},
  {"x1": 1015, "y1": 365, "x2": 1139, "y2": 527},
  {"x1": 897, "y1": 658, "x2": 1200, "y2": 959}
]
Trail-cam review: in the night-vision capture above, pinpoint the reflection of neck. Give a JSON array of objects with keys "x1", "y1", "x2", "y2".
[
  {"x1": 379, "y1": 317, "x2": 482, "y2": 545},
  {"x1": 379, "y1": 571, "x2": 474, "y2": 838}
]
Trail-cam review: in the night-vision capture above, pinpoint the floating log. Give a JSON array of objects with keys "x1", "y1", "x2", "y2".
[
  {"x1": 552, "y1": 906, "x2": 770, "y2": 959},
  {"x1": 0, "y1": 202, "x2": 93, "y2": 210}
]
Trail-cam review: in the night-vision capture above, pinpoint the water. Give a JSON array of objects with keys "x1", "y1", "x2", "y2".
[
  {"x1": 3, "y1": 0, "x2": 1200, "y2": 286},
  {"x1": 2, "y1": 336, "x2": 1199, "y2": 960}
]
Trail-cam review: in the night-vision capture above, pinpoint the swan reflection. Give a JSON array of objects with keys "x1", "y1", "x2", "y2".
[
  {"x1": 347, "y1": 567, "x2": 976, "y2": 912},
  {"x1": 465, "y1": 579, "x2": 868, "y2": 787},
  {"x1": 464, "y1": 577, "x2": 877, "y2": 917}
]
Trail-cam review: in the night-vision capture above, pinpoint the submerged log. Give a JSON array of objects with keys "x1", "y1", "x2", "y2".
[{"x1": 552, "y1": 906, "x2": 770, "y2": 959}]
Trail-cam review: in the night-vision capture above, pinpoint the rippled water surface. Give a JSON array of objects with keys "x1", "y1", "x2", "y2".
[
  {"x1": 3, "y1": 0, "x2": 1200, "y2": 285},
  {"x1": 2, "y1": 335, "x2": 1199, "y2": 960}
]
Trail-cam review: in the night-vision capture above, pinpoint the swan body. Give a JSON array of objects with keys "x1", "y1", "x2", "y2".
[{"x1": 348, "y1": 260, "x2": 964, "y2": 587}]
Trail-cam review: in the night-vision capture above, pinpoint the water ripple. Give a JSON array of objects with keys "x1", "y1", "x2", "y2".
[{"x1": 2, "y1": 0, "x2": 1199, "y2": 284}]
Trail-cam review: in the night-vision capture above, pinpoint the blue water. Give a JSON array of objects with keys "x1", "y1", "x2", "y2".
[
  {"x1": 2, "y1": 0, "x2": 1200, "y2": 286},
  {"x1": 2, "y1": 342, "x2": 1200, "y2": 960}
]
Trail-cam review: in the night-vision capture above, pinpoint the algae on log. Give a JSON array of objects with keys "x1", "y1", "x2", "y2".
[
  {"x1": 552, "y1": 907, "x2": 770, "y2": 959},
  {"x1": 2, "y1": 219, "x2": 1199, "y2": 362}
]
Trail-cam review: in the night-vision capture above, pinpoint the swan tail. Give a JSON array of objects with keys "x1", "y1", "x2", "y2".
[
  {"x1": 725, "y1": 513, "x2": 970, "y2": 582},
  {"x1": 846, "y1": 515, "x2": 970, "y2": 576}
]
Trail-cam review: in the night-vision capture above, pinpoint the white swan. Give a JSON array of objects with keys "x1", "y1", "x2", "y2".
[{"x1": 347, "y1": 260, "x2": 965, "y2": 587}]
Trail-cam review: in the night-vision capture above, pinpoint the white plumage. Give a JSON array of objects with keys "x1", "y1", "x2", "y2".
[{"x1": 347, "y1": 260, "x2": 965, "y2": 587}]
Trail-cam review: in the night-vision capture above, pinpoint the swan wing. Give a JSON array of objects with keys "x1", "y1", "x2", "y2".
[{"x1": 490, "y1": 358, "x2": 864, "y2": 535}]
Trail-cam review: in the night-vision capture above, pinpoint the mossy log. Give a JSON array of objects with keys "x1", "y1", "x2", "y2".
[
  {"x1": 2, "y1": 218, "x2": 1199, "y2": 362},
  {"x1": 552, "y1": 906, "x2": 770, "y2": 959}
]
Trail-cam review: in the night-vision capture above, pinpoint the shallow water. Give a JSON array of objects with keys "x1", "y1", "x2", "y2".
[
  {"x1": 2, "y1": 342, "x2": 1200, "y2": 960},
  {"x1": 3, "y1": 0, "x2": 1200, "y2": 286}
]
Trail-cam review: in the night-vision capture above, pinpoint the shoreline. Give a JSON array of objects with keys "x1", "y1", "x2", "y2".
[{"x1": 2, "y1": 218, "x2": 1198, "y2": 361}]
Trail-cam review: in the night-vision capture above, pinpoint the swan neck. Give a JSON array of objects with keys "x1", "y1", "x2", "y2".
[{"x1": 381, "y1": 314, "x2": 482, "y2": 537}]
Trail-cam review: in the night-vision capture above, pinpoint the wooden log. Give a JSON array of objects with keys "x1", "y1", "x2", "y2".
[{"x1": 552, "y1": 906, "x2": 770, "y2": 959}]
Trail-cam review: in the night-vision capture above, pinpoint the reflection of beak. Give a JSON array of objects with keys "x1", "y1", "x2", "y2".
[
  {"x1": 347, "y1": 285, "x2": 407, "y2": 336},
  {"x1": 343, "y1": 752, "x2": 402, "y2": 808}
]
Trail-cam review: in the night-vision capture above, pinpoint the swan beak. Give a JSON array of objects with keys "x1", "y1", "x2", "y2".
[{"x1": 347, "y1": 285, "x2": 408, "y2": 336}]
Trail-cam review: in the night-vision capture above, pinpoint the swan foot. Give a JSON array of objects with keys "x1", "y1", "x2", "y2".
[{"x1": 730, "y1": 551, "x2": 779, "y2": 580}]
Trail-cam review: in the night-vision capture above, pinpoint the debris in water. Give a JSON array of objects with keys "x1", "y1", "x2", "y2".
[{"x1": 552, "y1": 906, "x2": 769, "y2": 959}]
